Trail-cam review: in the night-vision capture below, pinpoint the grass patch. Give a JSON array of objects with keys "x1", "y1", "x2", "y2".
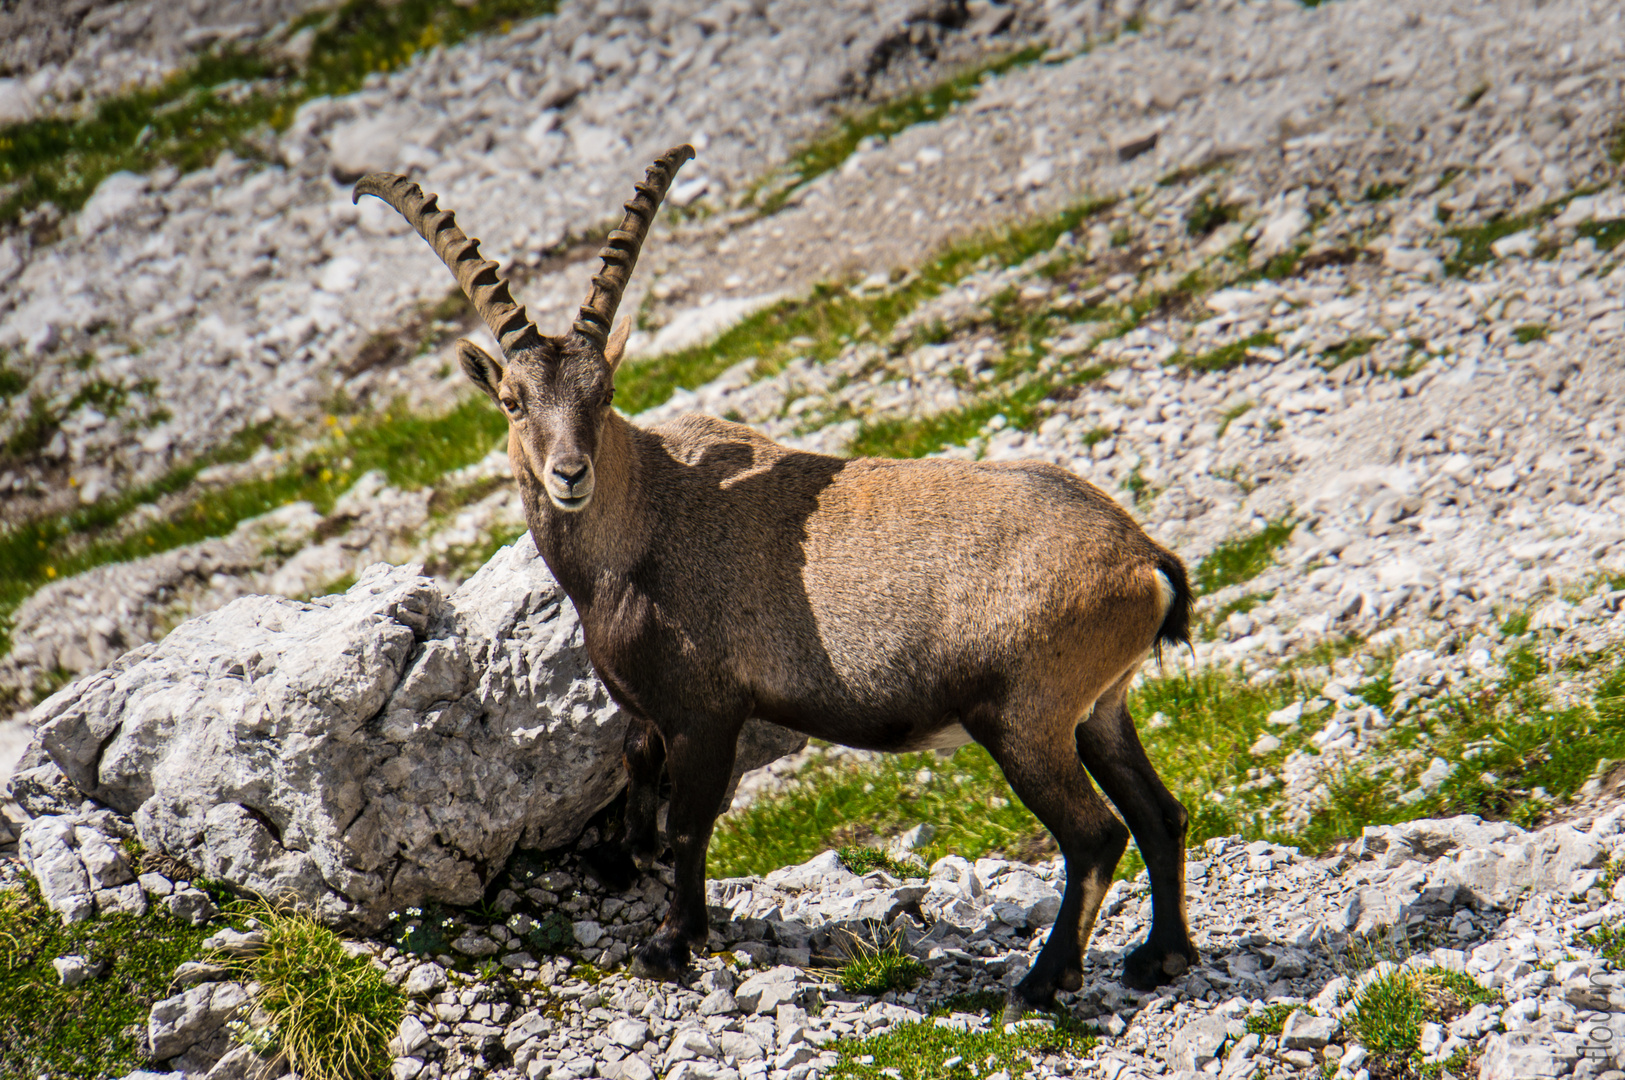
[
  {"x1": 1200, "y1": 592, "x2": 1273, "y2": 641},
  {"x1": 1586, "y1": 922, "x2": 1625, "y2": 967},
  {"x1": 1216, "y1": 402, "x2": 1252, "y2": 439},
  {"x1": 1295, "y1": 645, "x2": 1625, "y2": 847},
  {"x1": 0, "y1": 0, "x2": 559, "y2": 229},
  {"x1": 1168, "y1": 331, "x2": 1278, "y2": 374},
  {"x1": 1443, "y1": 209, "x2": 1549, "y2": 276},
  {"x1": 835, "y1": 928, "x2": 930, "y2": 996},
  {"x1": 848, "y1": 374, "x2": 1081, "y2": 461},
  {"x1": 1185, "y1": 190, "x2": 1240, "y2": 238},
  {"x1": 217, "y1": 900, "x2": 402, "y2": 1080},
  {"x1": 1191, "y1": 519, "x2": 1295, "y2": 596},
  {"x1": 0, "y1": 878, "x2": 217, "y2": 1079},
  {"x1": 525, "y1": 912, "x2": 578, "y2": 957},
  {"x1": 1513, "y1": 324, "x2": 1549, "y2": 345},
  {"x1": 1317, "y1": 336, "x2": 1379, "y2": 370},
  {"x1": 838, "y1": 846, "x2": 923, "y2": 878},
  {"x1": 1253, "y1": 242, "x2": 1308, "y2": 283},
  {"x1": 1346, "y1": 967, "x2": 1495, "y2": 1073},
  {"x1": 1157, "y1": 160, "x2": 1226, "y2": 189},
  {"x1": 747, "y1": 46, "x2": 1046, "y2": 215},
  {"x1": 1246, "y1": 1003, "x2": 1298, "y2": 1036},
  {"x1": 1500, "y1": 610, "x2": 1532, "y2": 637},
  {"x1": 710, "y1": 745, "x2": 1053, "y2": 878},
  {"x1": 1578, "y1": 218, "x2": 1625, "y2": 252},
  {"x1": 1348, "y1": 971, "x2": 1426, "y2": 1059},
  {"x1": 827, "y1": 1009, "x2": 1097, "y2": 1080},
  {"x1": 618, "y1": 196, "x2": 1115, "y2": 418}
]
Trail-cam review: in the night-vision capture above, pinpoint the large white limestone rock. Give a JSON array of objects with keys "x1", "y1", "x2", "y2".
[{"x1": 26, "y1": 537, "x2": 803, "y2": 929}]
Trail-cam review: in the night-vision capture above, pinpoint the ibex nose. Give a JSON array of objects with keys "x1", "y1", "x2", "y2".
[{"x1": 553, "y1": 462, "x2": 590, "y2": 494}]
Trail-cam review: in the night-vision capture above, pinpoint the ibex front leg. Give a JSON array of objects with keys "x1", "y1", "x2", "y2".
[
  {"x1": 630, "y1": 720, "x2": 741, "y2": 981},
  {"x1": 621, "y1": 714, "x2": 666, "y2": 870}
]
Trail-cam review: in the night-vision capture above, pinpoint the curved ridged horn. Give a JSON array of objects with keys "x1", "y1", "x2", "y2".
[
  {"x1": 573, "y1": 144, "x2": 695, "y2": 348},
  {"x1": 352, "y1": 174, "x2": 543, "y2": 356}
]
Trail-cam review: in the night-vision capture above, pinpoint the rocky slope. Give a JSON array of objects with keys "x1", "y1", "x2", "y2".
[
  {"x1": 2, "y1": 0, "x2": 1625, "y2": 1077},
  {"x1": 11, "y1": 780, "x2": 1625, "y2": 1080}
]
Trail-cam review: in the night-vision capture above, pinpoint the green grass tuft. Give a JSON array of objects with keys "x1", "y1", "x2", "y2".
[
  {"x1": 1586, "y1": 922, "x2": 1625, "y2": 967},
  {"x1": 1200, "y1": 591, "x2": 1274, "y2": 641},
  {"x1": 1444, "y1": 212, "x2": 1543, "y2": 275},
  {"x1": 1513, "y1": 324, "x2": 1549, "y2": 345},
  {"x1": 712, "y1": 665, "x2": 1302, "y2": 878},
  {"x1": 837, "y1": 846, "x2": 923, "y2": 878},
  {"x1": 1317, "y1": 336, "x2": 1380, "y2": 370},
  {"x1": 1168, "y1": 331, "x2": 1278, "y2": 374},
  {"x1": 1578, "y1": 218, "x2": 1625, "y2": 252},
  {"x1": 710, "y1": 745, "x2": 1052, "y2": 878},
  {"x1": 1192, "y1": 519, "x2": 1295, "y2": 596},
  {"x1": 1246, "y1": 1003, "x2": 1298, "y2": 1036},
  {"x1": 217, "y1": 900, "x2": 402, "y2": 1080},
  {"x1": 1347, "y1": 967, "x2": 1496, "y2": 1070},
  {"x1": 1348, "y1": 971, "x2": 1427, "y2": 1059},
  {"x1": 1185, "y1": 190, "x2": 1240, "y2": 237},
  {"x1": 0, "y1": 878, "x2": 217, "y2": 1079},
  {"x1": 836, "y1": 931, "x2": 930, "y2": 996},
  {"x1": 1500, "y1": 610, "x2": 1532, "y2": 637}
]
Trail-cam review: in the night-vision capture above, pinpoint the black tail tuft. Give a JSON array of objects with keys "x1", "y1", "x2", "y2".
[{"x1": 1152, "y1": 550, "x2": 1193, "y2": 665}]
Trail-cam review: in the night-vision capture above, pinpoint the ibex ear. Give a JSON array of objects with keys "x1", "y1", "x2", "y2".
[
  {"x1": 457, "y1": 339, "x2": 505, "y2": 404},
  {"x1": 604, "y1": 315, "x2": 633, "y2": 374}
]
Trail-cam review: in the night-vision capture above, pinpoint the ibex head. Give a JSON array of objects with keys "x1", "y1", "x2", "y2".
[{"x1": 355, "y1": 145, "x2": 694, "y2": 512}]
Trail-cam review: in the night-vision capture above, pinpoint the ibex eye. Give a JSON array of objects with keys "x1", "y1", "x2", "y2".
[{"x1": 501, "y1": 398, "x2": 523, "y2": 418}]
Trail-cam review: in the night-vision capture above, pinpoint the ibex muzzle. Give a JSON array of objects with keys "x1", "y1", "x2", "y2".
[{"x1": 358, "y1": 145, "x2": 1200, "y2": 1015}]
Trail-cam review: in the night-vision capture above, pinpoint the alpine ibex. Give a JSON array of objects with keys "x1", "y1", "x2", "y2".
[{"x1": 356, "y1": 145, "x2": 1198, "y2": 1012}]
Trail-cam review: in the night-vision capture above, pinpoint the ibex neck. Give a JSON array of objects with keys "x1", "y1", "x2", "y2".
[{"x1": 528, "y1": 410, "x2": 650, "y2": 605}]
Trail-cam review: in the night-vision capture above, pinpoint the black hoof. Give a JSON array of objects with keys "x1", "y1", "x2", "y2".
[
  {"x1": 1003, "y1": 979, "x2": 1056, "y2": 1024},
  {"x1": 1121, "y1": 941, "x2": 1198, "y2": 991},
  {"x1": 630, "y1": 938, "x2": 690, "y2": 981}
]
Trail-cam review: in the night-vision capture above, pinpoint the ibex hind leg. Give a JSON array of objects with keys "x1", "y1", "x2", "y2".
[
  {"x1": 976, "y1": 712, "x2": 1130, "y2": 1023},
  {"x1": 621, "y1": 715, "x2": 667, "y2": 871},
  {"x1": 1076, "y1": 675, "x2": 1198, "y2": 991},
  {"x1": 629, "y1": 720, "x2": 741, "y2": 982}
]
